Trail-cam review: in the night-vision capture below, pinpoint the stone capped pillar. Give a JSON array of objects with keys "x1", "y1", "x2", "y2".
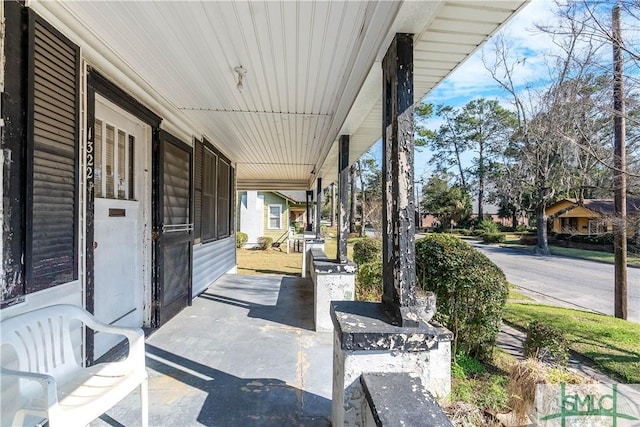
[
  {"x1": 330, "y1": 34, "x2": 451, "y2": 427},
  {"x1": 331, "y1": 302, "x2": 452, "y2": 426}
]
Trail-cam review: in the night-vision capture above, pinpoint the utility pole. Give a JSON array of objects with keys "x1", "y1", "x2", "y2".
[{"x1": 613, "y1": 5, "x2": 627, "y2": 319}]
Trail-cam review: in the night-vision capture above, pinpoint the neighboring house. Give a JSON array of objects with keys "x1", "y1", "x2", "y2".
[
  {"x1": 546, "y1": 198, "x2": 640, "y2": 235},
  {"x1": 238, "y1": 191, "x2": 308, "y2": 247}
]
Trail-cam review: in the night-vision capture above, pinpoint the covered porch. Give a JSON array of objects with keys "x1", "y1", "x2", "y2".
[{"x1": 91, "y1": 274, "x2": 332, "y2": 427}]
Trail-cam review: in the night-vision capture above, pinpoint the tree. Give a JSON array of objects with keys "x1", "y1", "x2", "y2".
[
  {"x1": 425, "y1": 105, "x2": 469, "y2": 188},
  {"x1": 457, "y1": 98, "x2": 517, "y2": 219},
  {"x1": 483, "y1": 4, "x2": 610, "y2": 254},
  {"x1": 415, "y1": 102, "x2": 435, "y2": 150},
  {"x1": 421, "y1": 174, "x2": 472, "y2": 229}
]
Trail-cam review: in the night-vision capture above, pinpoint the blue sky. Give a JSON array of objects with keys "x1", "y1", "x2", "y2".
[
  {"x1": 363, "y1": 0, "x2": 559, "y2": 178},
  {"x1": 413, "y1": 0, "x2": 560, "y2": 178},
  {"x1": 364, "y1": 0, "x2": 640, "y2": 180}
]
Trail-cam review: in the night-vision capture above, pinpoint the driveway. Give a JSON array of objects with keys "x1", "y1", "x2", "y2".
[{"x1": 471, "y1": 243, "x2": 640, "y2": 323}]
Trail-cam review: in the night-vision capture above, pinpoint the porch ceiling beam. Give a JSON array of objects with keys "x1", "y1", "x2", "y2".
[{"x1": 236, "y1": 180, "x2": 311, "y2": 191}]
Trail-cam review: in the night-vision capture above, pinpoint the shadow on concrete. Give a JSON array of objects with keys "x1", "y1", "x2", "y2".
[
  {"x1": 199, "y1": 276, "x2": 315, "y2": 331},
  {"x1": 99, "y1": 345, "x2": 331, "y2": 427}
]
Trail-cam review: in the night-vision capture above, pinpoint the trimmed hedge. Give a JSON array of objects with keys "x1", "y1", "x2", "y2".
[
  {"x1": 236, "y1": 232, "x2": 248, "y2": 248},
  {"x1": 356, "y1": 260, "x2": 383, "y2": 301},
  {"x1": 482, "y1": 233, "x2": 506, "y2": 244},
  {"x1": 416, "y1": 234, "x2": 509, "y2": 360},
  {"x1": 353, "y1": 238, "x2": 382, "y2": 265}
]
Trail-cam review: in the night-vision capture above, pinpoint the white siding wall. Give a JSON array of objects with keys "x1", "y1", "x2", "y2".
[{"x1": 192, "y1": 236, "x2": 236, "y2": 296}]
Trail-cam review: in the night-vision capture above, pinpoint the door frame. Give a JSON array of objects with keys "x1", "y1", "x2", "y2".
[{"x1": 86, "y1": 70, "x2": 161, "y2": 363}]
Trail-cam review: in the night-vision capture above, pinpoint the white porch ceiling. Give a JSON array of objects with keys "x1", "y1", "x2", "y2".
[{"x1": 33, "y1": 0, "x2": 527, "y2": 190}]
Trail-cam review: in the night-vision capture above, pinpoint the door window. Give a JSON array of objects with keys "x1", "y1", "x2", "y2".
[{"x1": 95, "y1": 118, "x2": 136, "y2": 200}]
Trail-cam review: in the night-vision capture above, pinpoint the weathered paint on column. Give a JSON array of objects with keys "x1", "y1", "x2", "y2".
[
  {"x1": 305, "y1": 190, "x2": 313, "y2": 231},
  {"x1": 316, "y1": 178, "x2": 323, "y2": 237},
  {"x1": 381, "y1": 33, "x2": 418, "y2": 326},
  {"x1": 337, "y1": 135, "x2": 349, "y2": 264}
]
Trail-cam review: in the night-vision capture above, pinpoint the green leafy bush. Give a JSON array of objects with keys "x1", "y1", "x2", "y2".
[
  {"x1": 257, "y1": 236, "x2": 273, "y2": 250},
  {"x1": 356, "y1": 260, "x2": 383, "y2": 301},
  {"x1": 482, "y1": 233, "x2": 506, "y2": 244},
  {"x1": 236, "y1": 232, "x2": 248, "y2": 248},
  {"x1": 416, "y1": 234, "x2": 509, "y2": 360},
  {"x1": 352, "y1": 238, "x2": 382, "y2": 265},
  {"x1": 477, "y1": 219, "x2": 500, "y2": 234},
  {"x1": 524, "y1": 320, "x2": 569, "y2": 366},
  {"x1": 515, "y1": 224, "x2": 528, "y2": 233}
]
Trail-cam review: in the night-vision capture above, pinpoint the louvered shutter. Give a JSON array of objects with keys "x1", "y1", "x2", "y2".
[
  {"x1": 194, "y1": 140, "x2": 203, "y2": 240},
  {"x1": 26, "y1": 14, "x2": 79, "y2": 292},
  {"x1": 217, "y1": 160, "x2": 230, "y2": 238}
]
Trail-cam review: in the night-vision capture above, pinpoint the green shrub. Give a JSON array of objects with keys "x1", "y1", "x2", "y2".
[
  {"x1": 482, "y1": 232, "x2": 506, "y2": 244},
  {"x1": 524, "y1": 320, "x2": 569, "y2": 366},
  {"x1": 292, "y1": 221, "x2": 302, "y2": 234},
  {"x1": 477, "y1": 219, "x2": 500, "y2": 234},
  {"x1": 453, "y1": 352, "x2": 486, "y2": 376},
  {"x1": 352, "y1": 238, "x2": 382, "y2": 265},
  {"x1": 515, "y1": 223, "x2": 528, "y2": 233},
  {"x1": 356, "y1": 260, "x2": 383, "y2": 301},
  {"x1": 257, "y1": 236, "x2": 273, "y2": 250},
  {"x1": 415, "y1": 234, "x2": 509, "y2": 360},
  {"x1": 236, "y1": 232, "x2": 248, "y2": 248}
]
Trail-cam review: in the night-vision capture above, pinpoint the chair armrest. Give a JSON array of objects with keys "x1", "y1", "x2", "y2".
[
  {"x1": 80, "y1": 315, "x2": 146, "y2": 365},
  {"x1": 0, "y1": 367, "x2": 58, "y2": 406}
]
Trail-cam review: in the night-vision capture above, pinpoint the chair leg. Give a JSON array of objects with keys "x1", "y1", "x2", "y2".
[{"x1": 140, "y1": 378, "x2": 149, "y2": 427}]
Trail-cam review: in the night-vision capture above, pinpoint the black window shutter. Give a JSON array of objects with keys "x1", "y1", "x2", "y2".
[
  {"x1": 217, "y1": 160, "x2": 230, "y2": 238},
  {"x1": 193, "y1": 140, "x2": 203, "y2": 240},
  {"x1": 25, "y1": 14, "x2": 79, "y2": 292}
]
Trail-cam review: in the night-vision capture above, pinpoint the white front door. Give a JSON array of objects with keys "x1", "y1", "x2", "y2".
[{"x1": 93, "y1": 96, "x2": 151, "y2": 359}]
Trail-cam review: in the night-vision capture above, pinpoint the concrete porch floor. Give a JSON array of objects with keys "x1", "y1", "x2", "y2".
[{"x1": 92, "y1": 274, "x2": 333, "y2": 427}]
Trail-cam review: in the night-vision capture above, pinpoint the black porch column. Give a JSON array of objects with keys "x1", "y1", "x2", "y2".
[
  {"x1": 305, "y1": 190, "x2": 313, "y2": 232},
  {"x1": 315, "y1": 178, "x2": 323, "y2": 237},
  {"x1": 337, "y1": 135, "x2": 349, "y2": 263},
  {"x1": 382, "y1": 33, "x2": 419, "y2": 326}
]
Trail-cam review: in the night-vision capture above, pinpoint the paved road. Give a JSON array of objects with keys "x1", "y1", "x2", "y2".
[{"x1": 471, "y1": 243, "x2": 640, "y2": 323}]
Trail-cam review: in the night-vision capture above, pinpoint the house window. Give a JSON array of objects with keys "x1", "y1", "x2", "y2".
[
  {"x1": 193, "y1": 139, "x2": 234, "y2": 243},
  {"x1": 269, "y1": 205, "x2": 282, "y2": 229}
]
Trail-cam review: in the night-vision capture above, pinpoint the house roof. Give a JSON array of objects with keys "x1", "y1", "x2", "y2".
[
  {"x1": 549, "y1": 198, "x2": 640, "y2": 216},
  {"x1": 276, "y1": 191, "x2": 308, "y2": 204},
  {"x1": 32, "y1": 1, "x2": 527, "y2": 190}
]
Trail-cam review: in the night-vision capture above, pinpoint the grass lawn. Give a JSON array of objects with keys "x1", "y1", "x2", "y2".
[
  {"x1": 504, "y1": 303, "x2": 640, "y2": 383},
  {"x1": 549, "y1": 245, "x2": 640, "y2": 268},
  {"x1": 501, "y1": 240, "x2": 640, "y2": 267},
  {"x1": 236, "y1": 248, "x2": 303, "y2": 276},
  {"x1": 508, "y1": 285, "x2": 534, "y2": 301}
]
